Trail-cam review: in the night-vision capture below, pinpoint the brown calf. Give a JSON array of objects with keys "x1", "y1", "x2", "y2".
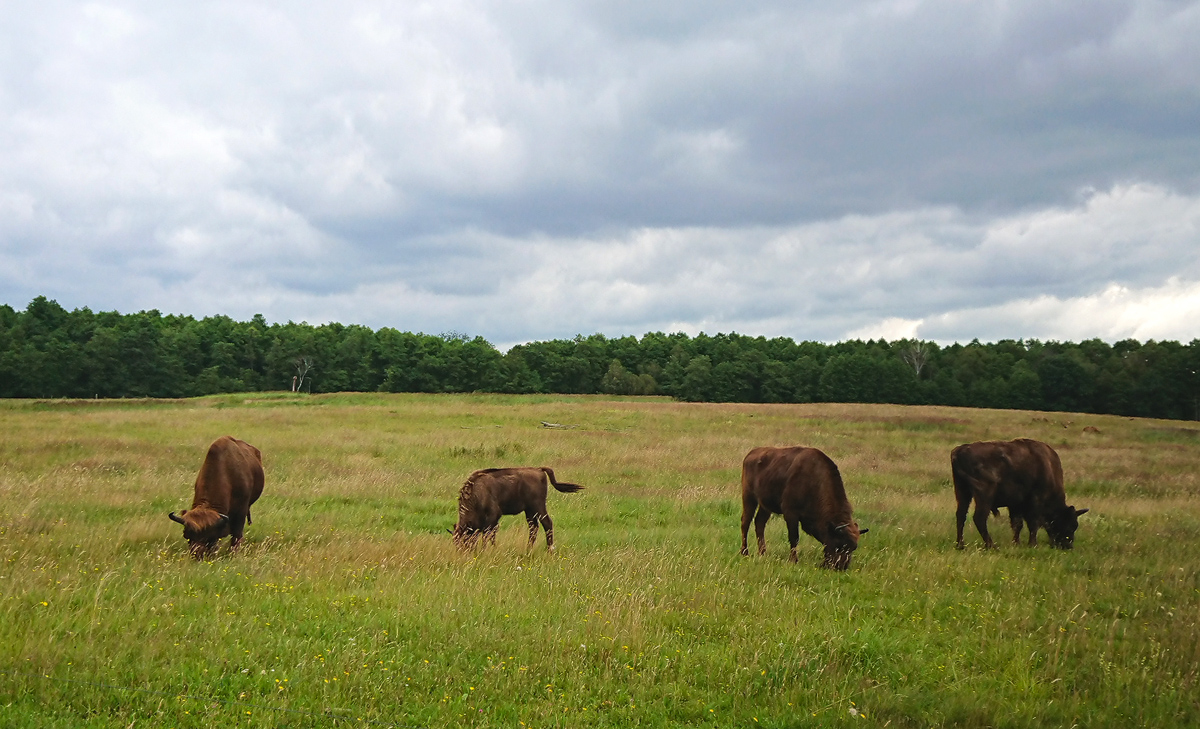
[{"x1": 451, "y1": 467, "x2": 583, "y2": 550}]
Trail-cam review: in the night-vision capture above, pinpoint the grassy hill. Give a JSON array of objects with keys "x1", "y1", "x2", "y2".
[{"x1": 1, "y1": 393, "x2": 1197, "y2": 727}]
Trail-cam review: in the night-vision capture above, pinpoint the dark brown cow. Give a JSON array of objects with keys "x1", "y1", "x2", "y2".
[
  {"x1": 451, "y1": 467, "x2": 583, "y2": 550},
  {"x1": 168, "y1": 436, "x2": 264, "y2": 558},
  {"x1": 951, "y1": 438, "x2": 1088, "y2": 550},
  {"x1": 739, "y1": 446, "x2": 868, "y2": 570}
]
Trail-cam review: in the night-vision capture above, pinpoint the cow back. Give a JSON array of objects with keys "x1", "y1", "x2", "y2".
[
  {"x1": 742, "y1": 446, "x2": 853, "y2": 525},
  {"x1": 467, "y1": 467, "x2": 550, "y2": 516},
  {"x1": 192, "y1": 436, "x2": 264, "y2": 513},
  {"x1": 953, "y1": 438, "x2": 1065, "y2": 509}
]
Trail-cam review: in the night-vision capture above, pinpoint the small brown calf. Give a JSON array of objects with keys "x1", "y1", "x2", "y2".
[{"x1": 451, "y1": 467, "x2": 583, "y2": 550}]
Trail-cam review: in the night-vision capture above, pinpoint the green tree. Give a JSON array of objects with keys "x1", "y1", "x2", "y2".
[
  {"x1": 601, "y1": 360, "x2": 639, "y2": 395},
  {"x1": 496, "y1": 349, "x2": 543, "y2": 394},
  {"x1": 1007, "y1": 360, "x2": 1043, "y2": 411},
  {"x1": 677, "y1": 355, "x2": 713, "y2": 402},
  {"x1": 1037, "y1": 352, "x2": 1094, "y2": 413},
  {"x1": 818, "y1": 352, "x2": 915, "y2": 404}
]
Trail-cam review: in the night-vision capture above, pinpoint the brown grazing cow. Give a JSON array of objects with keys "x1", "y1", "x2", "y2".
[
  {"x1": 451, "y1": 467, "x2": 583, "y2": 550},
  {"x1": 739, "y1": 446, "x2": 868, "y2": 570},
  {"x1": 168, "y1": 436, "x2": 264, "y2": 558},
  {"x1": 951, "y1": 438, "x2": 1088, "y2": 550}
]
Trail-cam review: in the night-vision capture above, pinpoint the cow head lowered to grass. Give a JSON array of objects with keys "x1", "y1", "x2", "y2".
[
  {"x1": 169, "y1": 436, "x2": 264, "y2": 559},
  {"x1": 739, "y1": 446, "x2": 869, "y2": 571},
  {"x1": 451, "y1": 467, "x2": 583, "y2": 551},
  {"x1": 951, "y1": 438, "x2": 1088, "y2": 550}
]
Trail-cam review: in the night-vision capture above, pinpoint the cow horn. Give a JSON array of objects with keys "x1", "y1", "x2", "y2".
[
  {"x1": 859, "y1": 527, "x2": 869, "y2": 535},
  {"x1": 447, "y1": 528, "x2": 454, "y2": 535},
  {"x1": 1074, "y1": 507, "x2": 1089, "y2": 516},
  {"x1": 217, "y1": 513, "x2": 230, "y2": 527},
  {"x1": 834, "y1": 522, "x2": 851, "y2": 531},
  {"x1": 168, "y1": 511, "x2": 185, "y2": 525}
]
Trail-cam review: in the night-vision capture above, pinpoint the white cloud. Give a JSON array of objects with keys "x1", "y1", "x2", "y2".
[
  {"x1": 79, "y1": 182, "x2": 1187, "y2": 348},
  {"x1": 918, "y1": 278, "x2": 1200, "y2": 344},
  {"x1": 5, "y1": 178, "x2": 1198, "y2": 347},
  {"x1": 846, "y1": 317, "x2": 924, "y2": 342}
]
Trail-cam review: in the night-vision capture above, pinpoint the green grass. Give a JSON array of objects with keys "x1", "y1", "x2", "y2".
[{"x1": 2, "y1": 393, "x2": 1198, "y2": 727}]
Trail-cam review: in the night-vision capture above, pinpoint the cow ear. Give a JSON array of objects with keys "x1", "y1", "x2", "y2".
[{"x1": 1073, "y1": 507, "x2": 1089, "y2": 517}]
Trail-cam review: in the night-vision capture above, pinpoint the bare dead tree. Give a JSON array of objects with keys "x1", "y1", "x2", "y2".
[
  {"x1": 900, "y1": 340, "x2": 929, "y2": 378},
  {"x1": 294, "y1": 356, "x2": 314, "y2": 392}
]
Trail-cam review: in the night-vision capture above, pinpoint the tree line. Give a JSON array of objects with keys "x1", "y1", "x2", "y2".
[{"x1": 2, "y1": 297, "x2": 1197, "y2": 420}]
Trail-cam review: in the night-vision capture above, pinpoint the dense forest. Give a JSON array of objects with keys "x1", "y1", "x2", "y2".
[{"x1": 2, "y1": 297, "x2": 1197, "y2": 420}]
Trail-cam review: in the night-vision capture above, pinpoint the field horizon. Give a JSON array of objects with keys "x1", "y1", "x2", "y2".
[{"x1": 2, "y1": 392, "x2": 1198, "y2": 727}]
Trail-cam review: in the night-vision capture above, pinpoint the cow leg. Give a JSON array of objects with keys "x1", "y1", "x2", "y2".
[
  {"x1": 954, "y1": 488, "x2": 972, "y2": 550},
  {"x1": 1009, "y1": 510, "x2": 1024, "y2": 545},
  {"x1": 229, "y1": 513, "x2": 249, "y2": 553},
  {"x1": 786, "y1": 518, "x2": 801, "y2": 563},
  {"x1": 973, "y1": 504, "x2": 996, "y2": 549},
  {"x1": 525, "y1": 509, "x2": 541, "y2": 549},
  {"x1": 190, "y1": 541, "x2": 215, "y2": 560},
  {"x1": 754, "y1": 507, "x2": 771, "y2": 556},
  {"x1": 1026, "y1": 518, "x2": 1039, "y2": 547},
  {"x1": 740, "y1": 495, "x2": 757, "y2": 556},
  {"x1": 540, "y1": 513, "x2": 555, "y2": 551}
]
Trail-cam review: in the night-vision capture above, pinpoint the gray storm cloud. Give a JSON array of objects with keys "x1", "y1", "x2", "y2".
[{"x1": 1, "y1": 0, "x2": 1198, "y2": 344}]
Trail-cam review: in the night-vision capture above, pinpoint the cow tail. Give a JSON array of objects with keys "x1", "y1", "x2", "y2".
[
  {"x1": 542, "y1": 467, "x2": 583, "y2": 493},
  {"x1": 952, "y1": 446, "x2": 997, "y2": 517},
  {"x1": 950, "y1": 446, "x2": 977, "y2": 507}
]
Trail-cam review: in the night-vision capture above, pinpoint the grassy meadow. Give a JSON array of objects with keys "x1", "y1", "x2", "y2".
[{"x1": 1, "y1": 393, "x2": 1198, "y2": 727}]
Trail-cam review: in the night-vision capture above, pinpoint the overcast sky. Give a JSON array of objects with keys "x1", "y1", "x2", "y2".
[{"x1": 2, "y1": 0, "x2": 1198, "y2": 347}]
